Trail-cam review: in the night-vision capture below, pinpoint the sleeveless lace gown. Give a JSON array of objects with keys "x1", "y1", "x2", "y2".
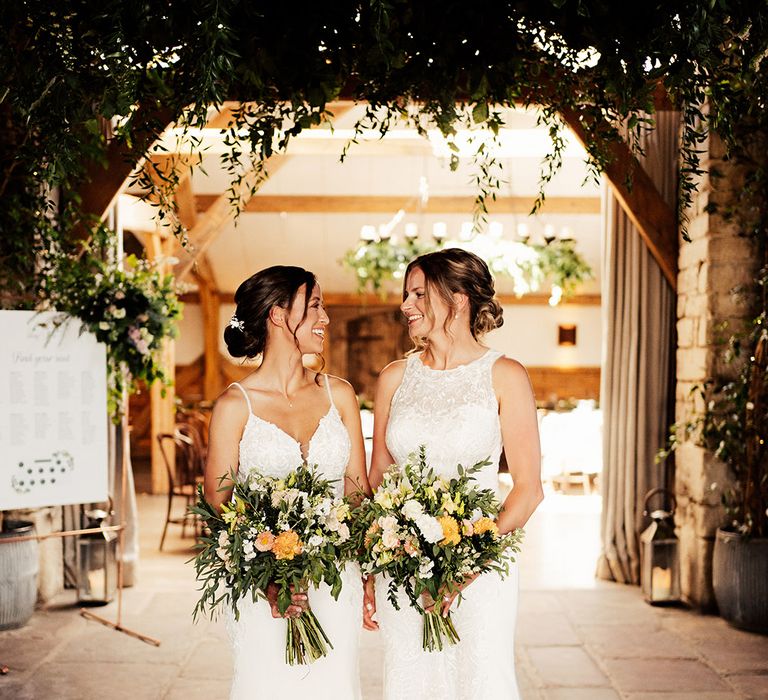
[
  {"x1": 226, "y1": 377, "x2": 363, "y2": 699},
  {"x1": 378, "y1": 350, "x2": 521, "y2": 700}
]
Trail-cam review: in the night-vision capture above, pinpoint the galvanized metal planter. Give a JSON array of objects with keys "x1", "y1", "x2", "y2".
[
  {"x1": 713, "y1": 528, "x2": 768, "y2": 634},
  {"x1": 0, "y1": 520, "x2": 39, "y2": 630}
]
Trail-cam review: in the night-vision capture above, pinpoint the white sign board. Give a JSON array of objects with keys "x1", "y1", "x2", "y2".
[{"x1": 0, "y1": 311, "x2": 109, "y2": 510}]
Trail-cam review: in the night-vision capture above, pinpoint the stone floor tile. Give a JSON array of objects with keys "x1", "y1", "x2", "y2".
[
  {"x1": 518, "y1": 591, "x2": 567, "y2": 614},
  {"x1": 527, "y1": 646, "x2": 611, "y2": 687},
  {"x1": 517, "y1": 612, "x2": 581, "y2": 646},
  {"x1": 602, "y1": 658, "x2": 730, "y2": 693},
  {"x1": 726, "y1": 673, "x2": 768, "y2": 700},
  {"x1": 578, "y1": 624, "x2": 699, "y2": 659},
  {"x1": 163, "y1": 678, "x2": 229, "y2": 700},
  {"x1": 692, "y1": 635, "x2": 768, "y2": 674},
  {"x1": 179, "y1": 637, "x2": 232, "y2": 680},
  {"x1": 624, "y1": 694, "x2": 740, "y2": 700},
  {"x1": 18, "y1": 661, "x2": 179, "y2": 700},
  {"x1": 560, "y1": 590, "x2": 661, "y2": 627},
  {"x1": 51, "y1": 615, "x2": 200, "y2": 666},
  {"x1": 543, "y1": 689, "x2": 621, "y2": 700}
]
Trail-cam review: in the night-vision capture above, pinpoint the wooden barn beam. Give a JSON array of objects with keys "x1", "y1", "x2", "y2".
[
  {"x1": 559, "y1": 108, "x2": 678, "y2": 288},
  {"x1": 193, "y1": 194, "x2": 601, "y2": 216}
]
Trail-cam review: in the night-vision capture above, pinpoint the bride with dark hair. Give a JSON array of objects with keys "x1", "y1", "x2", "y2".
[
  {"x1": 204, "y1": 265, "x2": 376, "y2": 699},
  {"x1": 369, "y1": 248, "x2": 544, "y2": 700}
]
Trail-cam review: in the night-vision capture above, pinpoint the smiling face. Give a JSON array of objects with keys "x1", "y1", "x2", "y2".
[
  {"x1": 401, "y1": 266, "x2": 451, "y2": 339},
  {"x1": 286, "y1": 283, "x2": 329, "y2": 354}
]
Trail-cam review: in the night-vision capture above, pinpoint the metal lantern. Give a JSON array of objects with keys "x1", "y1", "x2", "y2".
[
  {"x1": 640, "y1": 488, "x2": 681, "y2": 605},
  {"x1": 76, "y1": 508, "x2": 118, "y2": 606}
]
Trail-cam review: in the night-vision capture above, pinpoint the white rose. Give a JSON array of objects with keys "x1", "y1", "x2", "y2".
[
  {"x1": 378, "y1": 515, "x2": 399, "y2": 532},
  {"x1": 337, "y1": 523, "x2": 350, "y2": 542},
  {"x1": 326, "y1": 511, "x2": 341, "y2": 532},
  {"x1": 381, "y1": 529, "x2": 400, "y2": 550},
  {"x1": 308, "y1": 534, "x2": 324, "y2": 549},
  {"x1": 415, "y1": 514, "x2": 443, "y2": 544},
  {"x1": 218, "y1": 530, "x2": 229, "y2": 547},
  {"x1": 402, "y1": 499, "x2": 424, "y2": 520}
]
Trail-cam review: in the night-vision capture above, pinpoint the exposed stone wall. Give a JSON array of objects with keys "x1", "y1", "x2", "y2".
[{"x1": 674, "y1": 132, "x2": 760, "y2": 608}]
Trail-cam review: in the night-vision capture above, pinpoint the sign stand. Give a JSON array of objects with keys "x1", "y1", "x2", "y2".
[{"x1": 78, "y1": 412, "x2": 160, "y2": 646}]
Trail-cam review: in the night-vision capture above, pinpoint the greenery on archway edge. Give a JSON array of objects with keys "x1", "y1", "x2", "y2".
[{"x1": 0, "y1": 2, "x2": 766, "y2": 529}]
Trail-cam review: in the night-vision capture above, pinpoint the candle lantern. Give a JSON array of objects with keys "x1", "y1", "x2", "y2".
[
  {"x1": 76, "y1": 508, "x2": 118, "y2": 606},
  {"x1": 640, "y1": 488, "x2": 680, "y2": 605}
]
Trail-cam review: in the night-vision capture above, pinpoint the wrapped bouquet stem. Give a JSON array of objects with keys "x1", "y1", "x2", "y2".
[
  {"x1": 191, "y1": 465, "x2": 354, "y2": 665},
  {"x1": 356, "y1": 446, "x2": 524, "y2": 651}
]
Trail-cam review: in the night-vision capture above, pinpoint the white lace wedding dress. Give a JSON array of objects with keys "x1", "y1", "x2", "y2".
[
  {"x1": 226, "y1": 378, "x2": 363, "y2": 699},
  {"x1": 378, "y1": 349, "x2": 521, "y2": 700}
]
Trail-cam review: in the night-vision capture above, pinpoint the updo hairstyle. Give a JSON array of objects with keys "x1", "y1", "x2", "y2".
[
  {"x1": 224, "y1": 265, "x2": 317, "y2": 360},
  {"x1": 403, "y1": 248, "x2": 503, "y2": 340}
]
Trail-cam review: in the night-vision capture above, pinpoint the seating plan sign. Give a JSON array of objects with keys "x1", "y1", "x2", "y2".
[{"x1": 0, "y1": 310, "x2": 108, "y2": 510}]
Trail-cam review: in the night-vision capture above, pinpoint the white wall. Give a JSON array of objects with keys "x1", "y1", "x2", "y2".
[{"x1": 487, "y1": 304, "x2": 601, "y2": 367}]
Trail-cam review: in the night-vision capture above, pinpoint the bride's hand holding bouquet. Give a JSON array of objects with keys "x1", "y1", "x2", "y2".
[{"x1": 191, "y1": 464, "x2": 355, "y2": 665}]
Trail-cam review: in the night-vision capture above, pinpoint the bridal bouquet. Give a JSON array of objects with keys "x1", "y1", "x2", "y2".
[
  {"x1": 355, "y1": 447, "x2": 523, "y2": 651},
  {"x1": 191, "y1": 464, "x2": 354, "y2": 665}
]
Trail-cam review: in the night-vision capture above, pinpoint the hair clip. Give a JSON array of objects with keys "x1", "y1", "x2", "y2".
[{"x1": 229, "y1": 315, "x2": 245, "y2": 331}]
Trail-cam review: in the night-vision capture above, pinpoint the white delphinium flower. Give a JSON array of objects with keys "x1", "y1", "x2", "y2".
[
  {"x1": 308, "y1": 534, "x2": 325, "y2": 549},
  {"x1": 315, "y1": 497, "x2": 333, "y2": 517},
  {"x1": 402, "y1": 499, "x2": 424, "y2": 520},
  {"x1": 242, "y1": 539, "x2": 256, "y2": 561},
  {"x1": 418, "y1": 558, "x2": 434, "y2": 579}
]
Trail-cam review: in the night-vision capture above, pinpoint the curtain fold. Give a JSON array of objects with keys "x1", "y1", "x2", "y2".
[{"x1": 597, "y1": 113, "x2": 678, "y2": 584}]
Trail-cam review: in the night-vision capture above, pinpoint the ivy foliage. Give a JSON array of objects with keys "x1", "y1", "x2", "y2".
[{"x1": 1, "y1": 2, "x2": 767, "y2": 523}]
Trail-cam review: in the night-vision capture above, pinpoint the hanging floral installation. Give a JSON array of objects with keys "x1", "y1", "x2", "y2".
[
  {"x1": 36, "y1": 225, "x2": 182, "y2": 418},
  {"x1": 342, "y1": 225, "x2": 593, "y2": 303}
]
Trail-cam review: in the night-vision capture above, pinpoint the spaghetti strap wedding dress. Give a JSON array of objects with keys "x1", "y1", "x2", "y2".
[
  {"x1": 226, "y1": 376, "x2": 363, "y2": 699},
  {"x1": 377, "y1": 349, "x2": 521, "y2": 700}
]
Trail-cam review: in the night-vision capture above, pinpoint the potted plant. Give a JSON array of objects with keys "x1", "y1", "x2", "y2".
[{"x1": 706, "y1": 307, "x2": 768, "y2": 633}]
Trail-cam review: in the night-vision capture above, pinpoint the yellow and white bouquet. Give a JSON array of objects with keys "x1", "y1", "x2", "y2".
[
  {"x1": 355, "y1": 447, "x2": 523, "y2": 651},
  {"x1": 191, "y1": 464, "x2": 354, "y2": 665}
]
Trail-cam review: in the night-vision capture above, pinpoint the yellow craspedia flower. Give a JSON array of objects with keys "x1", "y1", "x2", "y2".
[
  {"x1": 272, "y1": 530, "x2": 303, "y2": 560},
  {"x1": 473, "y1": 517, "x2": 499, "y2": 537},
  {"x1": 438, "y1": 515, "x2": 461, "y2": 546}
]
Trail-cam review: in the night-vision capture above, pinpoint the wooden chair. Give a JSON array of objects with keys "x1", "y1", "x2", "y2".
[{"x1": 157, "y1": 430, "x2": 204, "y2": 551}]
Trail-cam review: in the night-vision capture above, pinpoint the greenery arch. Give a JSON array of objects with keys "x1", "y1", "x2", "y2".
[{"x1": 1, "y1": 2, "x2": 766, "y2": 532}]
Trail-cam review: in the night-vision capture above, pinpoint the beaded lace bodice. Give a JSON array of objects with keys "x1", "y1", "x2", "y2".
[
  {"x1": 231, "y1": 376, "x2": 351, "y2": 498},
  {"x1": 385, "y1": 349, "x2": 504, "y2": 492}
]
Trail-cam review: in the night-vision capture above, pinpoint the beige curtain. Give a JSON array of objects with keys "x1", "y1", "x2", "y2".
[{"x1": 597, "y1": 113, "x2": 678, "y2": 584}]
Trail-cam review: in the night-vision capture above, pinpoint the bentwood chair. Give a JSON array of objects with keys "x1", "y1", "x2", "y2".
[{"x1": 157, "y1": 430, "x2": 204, "y2": 551}]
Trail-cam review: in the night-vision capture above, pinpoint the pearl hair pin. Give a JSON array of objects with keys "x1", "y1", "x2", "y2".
[{"x1": 229, "y1": 315, "x2": 245, "y2": 331}]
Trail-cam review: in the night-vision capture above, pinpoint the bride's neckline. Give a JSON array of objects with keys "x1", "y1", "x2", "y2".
[
  {"x1": 416, "y1": 348, "x2": 492, "y2": 373},
  {"x1": 242, "y1": 405, "x2": 338, "y2": 463}
]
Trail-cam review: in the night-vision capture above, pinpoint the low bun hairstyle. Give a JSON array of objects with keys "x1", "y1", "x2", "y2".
[
  {"x1": 403, "y1": 248, "x2": 504, "y2": 340},
  {"x1": 224, "y1": 265, "x2": 317, "y2": 360}
]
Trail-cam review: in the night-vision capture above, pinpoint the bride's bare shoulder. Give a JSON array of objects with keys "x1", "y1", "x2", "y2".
[{"x1": 379, "y1": 358, "x2": 408, "y2": 382}]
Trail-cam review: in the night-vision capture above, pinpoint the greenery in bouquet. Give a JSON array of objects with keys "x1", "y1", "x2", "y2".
[
  {"x1": 354, "y1": 447, "x2": 523, "y2": 651},
  {"x1": 36, "y1": 224, "x2": 181, "y2": 418},
  {"x1": 191, "y1": 464, "x2": 356, "y2": 665}
]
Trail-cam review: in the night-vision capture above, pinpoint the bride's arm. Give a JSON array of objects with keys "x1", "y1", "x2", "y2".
[
  {"x1": 369, "y1": 360, "x2": 407, "y2": 490},
  {"x1": 203, "y1": 387, "x2": 249, "y2": 510},
  {"x1": 329, "y1": 376, "x2": 372, "y2": 503},
  {"x1": 494, "y1": 357, "x2": 544, "y2": 534}
]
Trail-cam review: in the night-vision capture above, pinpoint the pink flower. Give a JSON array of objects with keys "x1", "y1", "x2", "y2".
[{"x1": 254, "y1": 531, "x2": 275, "y2": 552}]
